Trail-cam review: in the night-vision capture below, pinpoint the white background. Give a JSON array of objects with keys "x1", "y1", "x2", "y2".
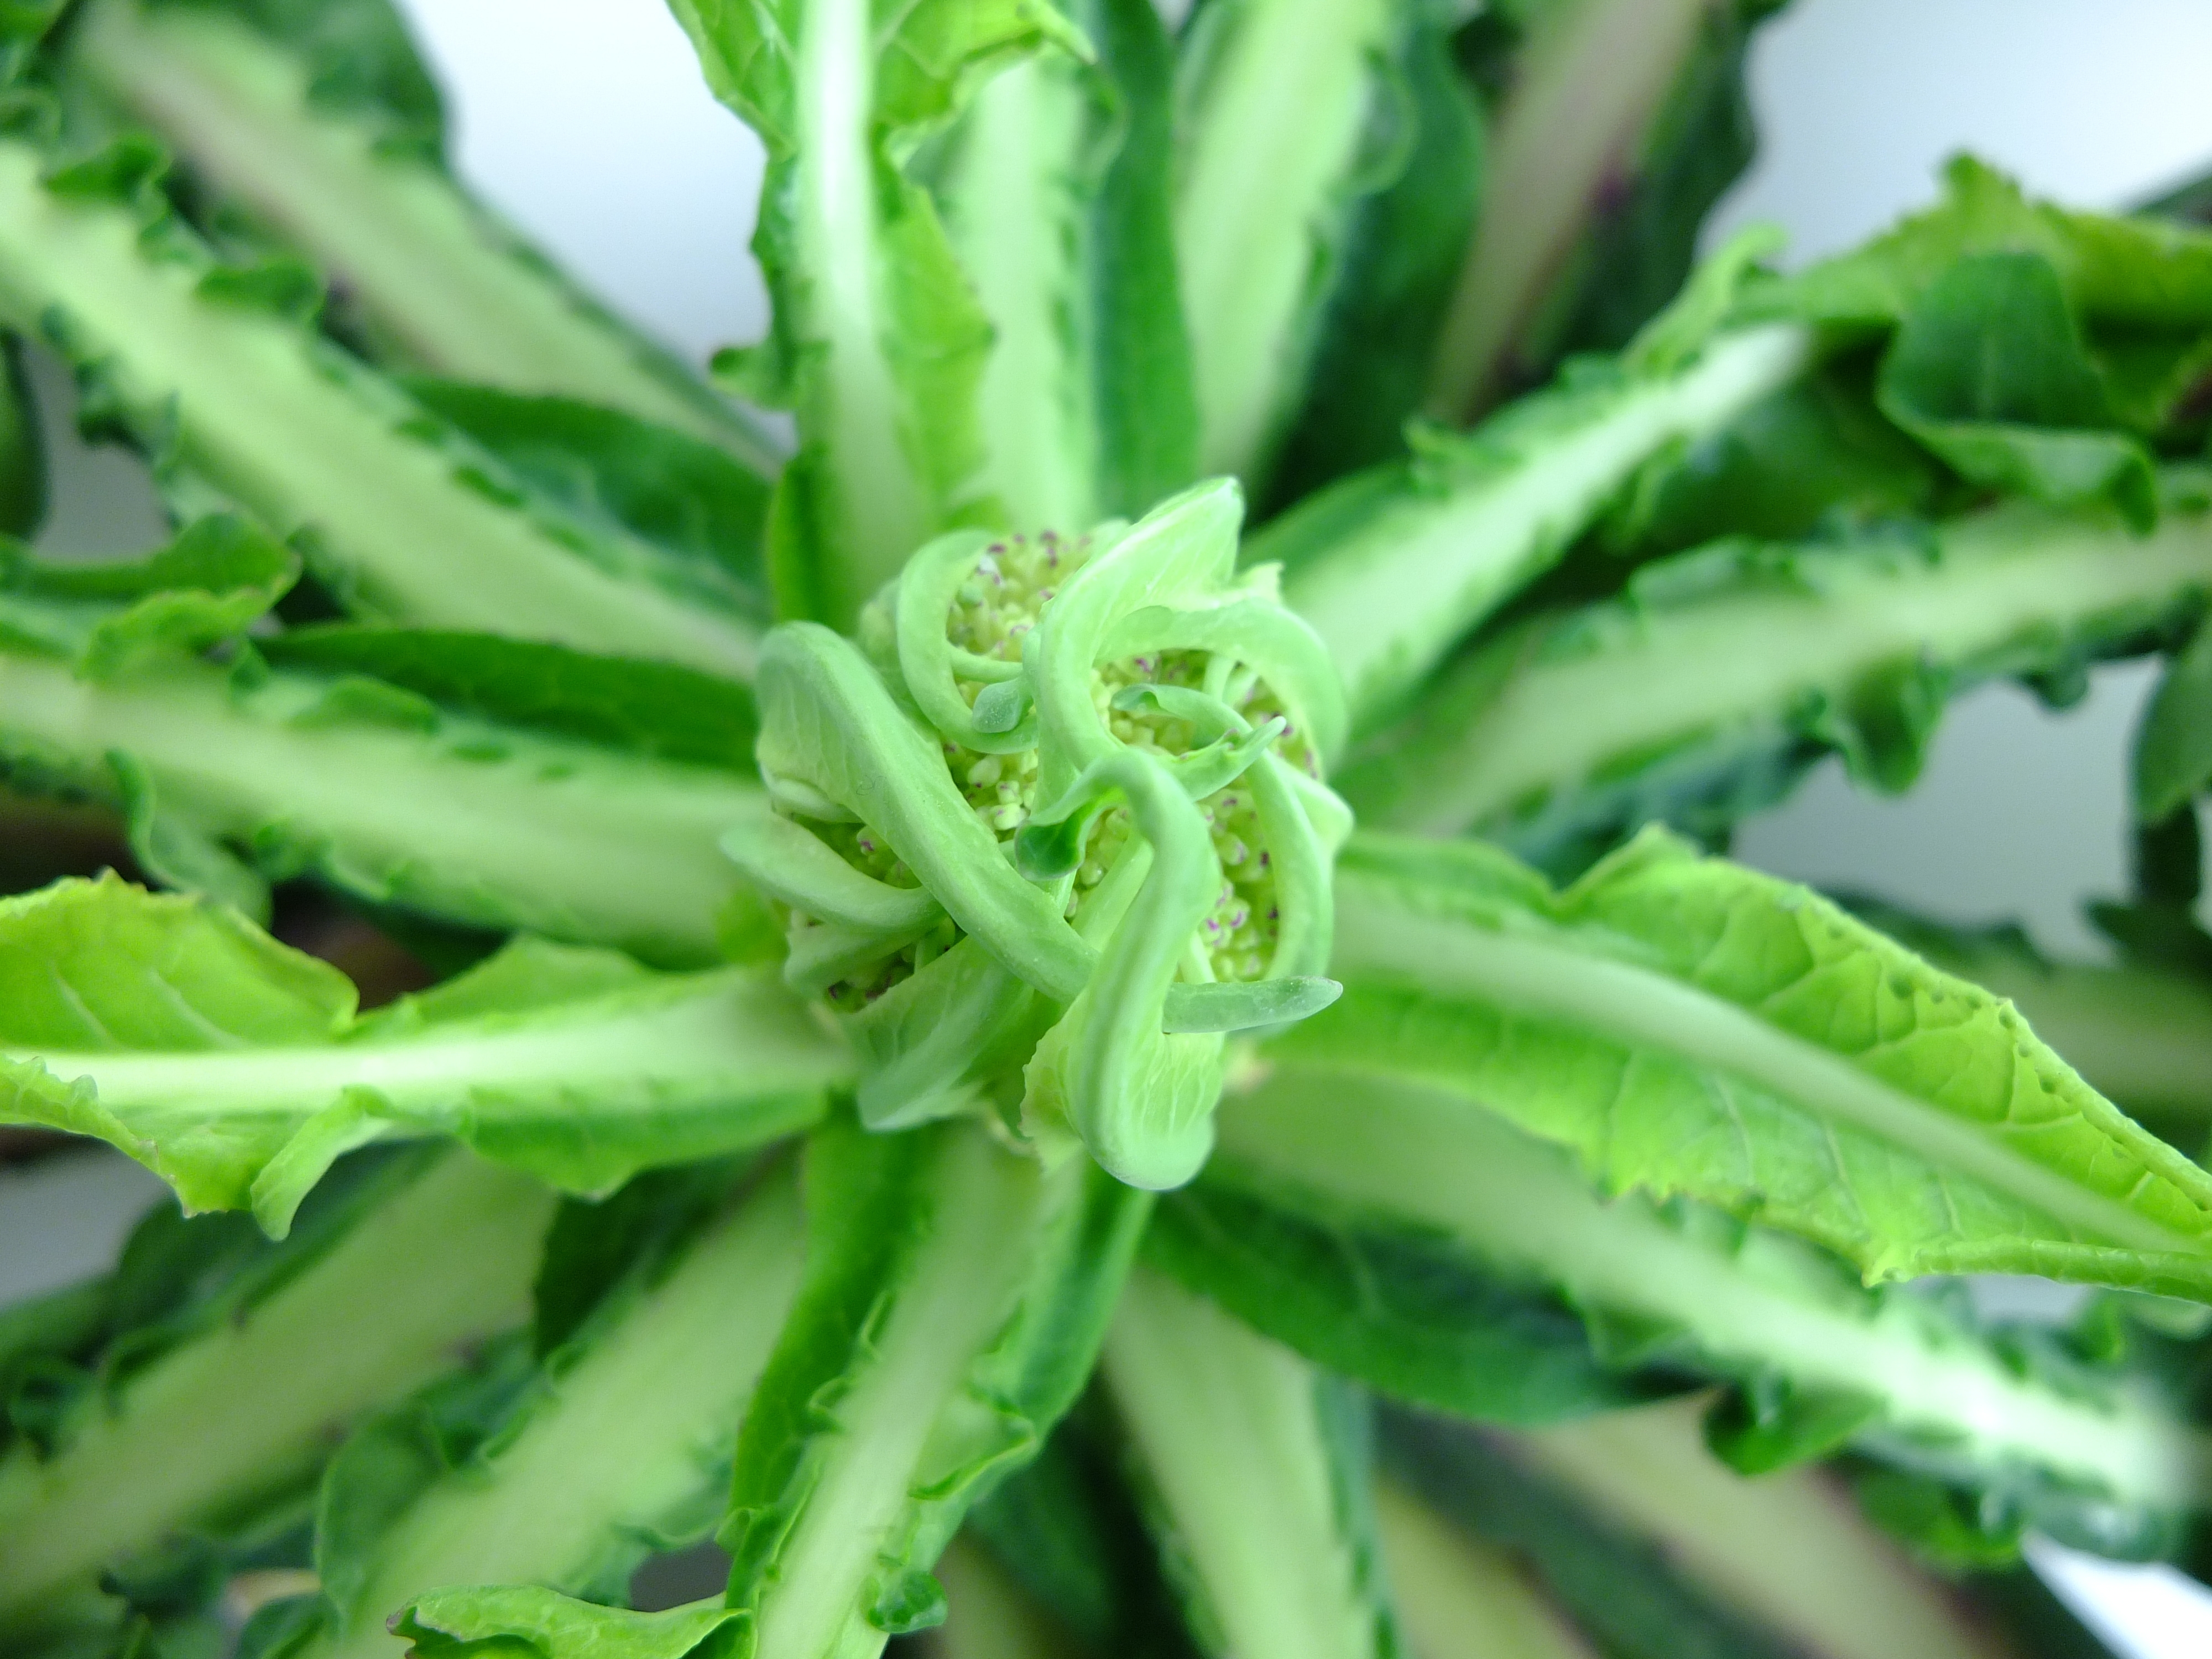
[{"x1": 6, "y1": 1, "x2": 2212, "y2": 1651}]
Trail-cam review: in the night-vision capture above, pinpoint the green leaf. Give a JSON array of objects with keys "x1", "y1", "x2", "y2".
[
  {"x1": 261, "y1": 627, "x2": 759, "y2": 773},
  {"x1": 1173, "y1": 0, "x2": 1421, "y2": 487},
  {"x1": 1342, "y1": 477, "x2": 2212, "y2": 855},
  {"x1": 400, "y1": 380, "x2": 773, "y2": 611},
  {"x1": 71, "y1": 0, "x2": 784, "y2": 465},
  {"x1": 935, "y1": 0, "x2": 1197, "y2": 530},
  {"x1": 396, "y1": 1591, "x2": 735, "y2": 1659},
  {"x1": 1100, "y1": 1266, "x2": 1396, "y2": 1659},
  {"x1": 0, "y1": 331, "x2": 43, "y2": 536},
  {"x1": 1876, "y1": 252, "x2": 2156, "y2": 529},
  {"x1": 672, "y1": 0, "x2": 1081, "y2": 624},
  {"x1": 1383, "y1": 1400, "x2": 2106, "y2": 1659},
  {"x1": 1841, "y1": 898, "x2": 2212, "y2": 1142},
  {"x1": 721, "y1": 1115, "x2": 1148, "y2": 1658},
  {"x1": 304, "y1": 1163, "x2": 806, "y2": 1649},
  {"x1": 1262, "y1": 3, "x2": 1484, "y2": 502},
  {"x1": 0, "y1": 1147, "x2": 556, "y2": 1638},
  {"x1": 1770, "y1": 154, "x2": 2212, "y2": 334},
  {"x1": 0, "y1": 632, "x2": 765, "y2": 964},
  {"x1": 1146, "y1": 1174, "x2": 1665, "y2": 1427},
  {"x1": 1291, "y1": 831, "x2": 2212, "y2": 1296},
  {"x1": 0, "y1": 128, "x2": 764, "y2": 672},
  {"x1": 2136, "y1": 616, "x2": 2212, "y2": 822},
  {"x1": 1215, "y1": 1068, "x2": 2212, "y2": 1550},
  {"x1": 1261, "y1": 307, "x2": 1811, "y2": 733},
  {"x1": 0, "y1": 513, "x2": 297, "y2": 677},
  {"x1": 1599, "y1": 351, "x2": 1940, "y2": 562},
  {"x1": 1431, "y1": 0, "x2": 1787, "y2": 412},
  {"x1": 0, "y1": 877, "x2": 848, "y2": 1232},
  {"x1": 1371, "y1": 1479, "x2": 1595, "y2": 1659}
]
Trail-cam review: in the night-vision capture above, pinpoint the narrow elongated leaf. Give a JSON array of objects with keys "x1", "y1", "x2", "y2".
[
  {"x1": 1261, "y1": 284, "x2": 1811, "y2": 731},
  {"x1": 0, "y1": 629, "x2": 765, "y2": 963},
  {"x1": 1284, "y1": 831, "x2": 2212, "y2": 1297},
  {"x1": 1262, "y1": 2, "x2": 1484, "y2": 502},
  {"x1": 286, "y1": 1162, "x2": 805, "y2": 1657},
  {"x1": 0, "y1": 1146, "x2": 556, "y2": 1640},
  {"x1": 1172, "y1": 0, "x2": 1417, "y2": 486},
  {"x1": 1100, "y1": 1266, "x2": 1396, "y2": 1659},
  {"x1": 1384, "y1": 1402, "x2": 2112, "y2": 1659},
  {"x1": 0, "y1": 877, "x2": 848, "y2": 1232},
  {"x1": 1210, "y1": 1070, "x2": 2212, "y2": 1551},
  {"x1": 1371, "y1": 1479, "x2": 1596, "y2": 1659},
  {"x1": 70, "y1": 0, "x2": 784, "y2": 465},
  {"x1": 1429, "y1": 0, "x2": 1784, "y2": 418},
  {"x1": 936, "y1": 0, "x2": 1196, "y2": 530},
  {"x1": 671, "y1": 0, "x2": 1078, "y2": 624},
  {"x1": 0, "y1": 127, "x2": 764, "y2": 672},
  {"x1": 400, "y1": 380, "x2": 773, "y2": 608},
  {"x1": 1343, "y1": 477, "x2": 2212, "y2": 858},
  {"x1": 722, "y1": 1115, "x2": 1147, "y2": 1657}
]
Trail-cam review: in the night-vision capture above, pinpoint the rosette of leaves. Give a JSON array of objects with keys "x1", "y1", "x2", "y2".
[{"x1": 724, "y1": 479, "x2": 1350, "y2": 1187}]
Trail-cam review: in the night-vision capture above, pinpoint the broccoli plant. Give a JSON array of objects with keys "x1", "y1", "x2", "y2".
[{"x1": 2, "y1": 2, "x2": 2212, "y2": 1657}]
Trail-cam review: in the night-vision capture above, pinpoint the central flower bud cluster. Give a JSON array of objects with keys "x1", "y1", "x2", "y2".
[{"x1": 726, "y1": 481, "x2": 1350, "y2": 1189}]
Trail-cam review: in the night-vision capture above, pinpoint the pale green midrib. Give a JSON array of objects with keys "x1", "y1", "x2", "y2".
[
  {"x1": 316, "y1": 1173, "x2": 807, "y2": 1659},
  {"x1": 952, "y1": 56, "x2": 1096, "y2": 532},
  {"x1": 72, "y1": 1, "x2": 780, "y2": 472},
  {"x1": 1380, "y1": 499, "x2": 2212, "y2": 833},
  {"x1": 0, "y1": 144, "x2": 758, "y2": 676},
  {"x1": 9, "y1": 973, "x2": 848, "y2": 1119},
  {"x1": 1328, "y1": 883, "x2": 2207, "y2": 1256},
  {"x1": 802, "y1": 0, "x2": 929, "y2": 617},
  {"x1": 1217, "y1": 1082, "x2": 2205, "y2": 1509},
  {"x1": 1422, "y1": 0, "x2": 1711, "y2": 419},
  {"x1": 1105, "y1": 1267, "x2": 1375, "y2": 1659},
  {"x1": 1288, "y1": 324, "x2": 1812, "y2": 728},
  {"x1": 0, "y1": 1153, "x2": 555, "y2": 1623},
  {"x1": 1176, "y1": 0, "x2": 1398, "y2": 481},
  {"x1": 0, "y1": 653, "x2": 753, "y2": 959},
  {"x1": 756, "y1": 1131, "x2": 1044, "y2": 1659}
]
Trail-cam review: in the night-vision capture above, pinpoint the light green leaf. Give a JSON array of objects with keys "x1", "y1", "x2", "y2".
[
  {"x1": 0, "y1": 636, "x2": 764, "y2": 964},
  {"x1": 1102, "y1": 1266, "x2": 1396, "y2": 1659},
  {"x1": 1215, "y1": 1068, "x2": 2212, "y2": 1551},
  {"x1": 0, "y1": 877, "x2": 849, "y2": 1233},
  {"x1": 0, "y1": 1148, "x2": 557, "y2": 1636},
  {"x1": 1263, "y1": 313, "x2": 1810, "y2": 733},
  {"x1": 721, "y1": 1116, "x2": 1148, "y2": 1659},
  {"x1": 1280, "y1": 830, "x2": 2212, "y2": 1297},
  {"x1": 302, "y1": 1164, "x2": 805, "y2": 1652},
  {"x1": 0, "y1": 130, "x2": 763, "y2": 672},
  {"x1": 396, "y1": 1590, "x2": 735, "y2": 1659},
  {"x1": 1173, "y1": 0, "x2": 1409, "y2": 486},
  {"x1": 671, "y1": 0, "x2": 1081, "y2": 624},
  {"x1": 70, "y1": 0, "x2": 784, "y2": 465},
  {"x1": 1342, "y1": 474, "x2": 2212, "y2": 856}
]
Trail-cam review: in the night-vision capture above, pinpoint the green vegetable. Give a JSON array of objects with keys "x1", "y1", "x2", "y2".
[
  {"x1": 1201, "y1": 1068, "x2": 2212, "y2": 1552},
  {"x1": 1, "y1": 9, "x2": 2208, "y2": 1657},
  {"x1": 66, "y1": 0, "x2": 785, "y2": 468},
  {"x1": 274, "y1": 1160, "x2": 806, "y2": 1659},
  {"x1": 1343, "y1": 478, "x2": 2212, "y2": 858},
  {"x1": 1100, "y1": 1266, "x2": 1395, "y2": 1659},
  {"x1": 1293, "y1": 831, "x2": 2212, "y2": 1296},
  {"x1": 0, "y1": 1146, "x2": 555, "y2": 1641},
  {"x1": 1428, "y1": 0, "x2": 1786, "y2": 416},
  {"x1": 0, "y1": 120, "x2": 765, "y2": 670},
  {"x1": 1264, "y1": 286, "x2": 1811, "y2": 731},
  {"x1": 0, "y1": 877, "x2": 846, "y2": 1231}
]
